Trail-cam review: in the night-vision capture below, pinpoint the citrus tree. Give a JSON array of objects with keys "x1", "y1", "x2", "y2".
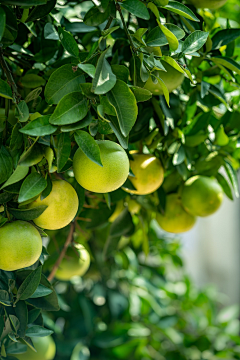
[{"x1": 0, "y1": 0, "x2": 240, "y2": 359}]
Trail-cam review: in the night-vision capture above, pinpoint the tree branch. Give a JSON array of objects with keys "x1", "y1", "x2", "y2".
[
  {"x1": 116, "y1": 3, "x2": 136, "y2": 54},
  {"x1": 48, "y1": 222, "x2": 75, "y2": 282},
  {"x1": 0, "y1": 47, "x2": 21, "y2": 103}
]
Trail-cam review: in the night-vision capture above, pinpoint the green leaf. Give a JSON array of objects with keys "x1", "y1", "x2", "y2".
[
  {"x1": 211, "y1": 29, "x2": 240, "y2": 50},
  {"x1": 18, "y1": 173, "x2": 47, "y2": 203},
  {"x1": 15, "y1": 101, "x2": 29, "y2": 123},
  {"x1": 20, "y1": 74, "x2": 46, "y2": 88},
  {"x1": 16, "y1": 267, "x2": 42, "y2": 302},
  {"x1": 163, "y1": 1, "x2": 200, "y2": 22},
  {"x1": 8, "y1": 205, "x2": 47, "y2": 221},
  {"x1": 57, "y1": 132, "x2": 71, "y2": 172},
  {"x1": 26, "y1": 0, "x2": 56, "y2": 22},
  {"x1": 29, "y1": 283, "x2": 53, "y2": 298},
  {"x1": 111, "y1": 65, "x2": 130, "y2": 83},
  {"x1": 44, "y1": 23, "x2": 59, "y2": 40},
  {"x1": 74, "y1": 130, "x2": 103, "y2": 167},
  {"x1": 78, "y1": 63, "x2": 96, "y2": 78},
  {"x1": 70, "y1": 343, "x2": 90, "y2": 360},
  {"x1": 18, "y1": 142, "x2": 44, "y2": 167},
  {"x1": 58, "y1": 27, "x2": 79, "y2": 58},
  {"x1": 0, "y1": 290, "x2": 11, "y2": 306},
  {"x1": 20, "y1": 115, "x2": 57, "y2": 136},
  {"x1": 25, "y1": 326, "x2": 53, "y2": 337},
  {"x1": 121, "y1": 0, "x2": 150, "y2": 20},
  {"x1": 0, "y1": 165, "x2": 29, "y2": 190},
  {"x1": 155, "y1": 75, "x2": 170, "y2": 106},
  {"x1": 92, "y1": 50, "x2": 117, "y2": 95},
  {"x1": 161, "y1": 56, "x2": 185, "y2": 74},
  {"x1": 0, "y1": 6, "x2": 6, "y2": 41},
  {"x1": 224, "y1": 159, "x2": 239, "y2": 198},
  {"x1": 108, "y1": 116, "x2": 129, "y2": 149},
  {"x1": 216, "y1": 173, "x2": 233, "y2": 201},
  {"x1": 107, "y1": 80, "x2": 138, "y2": 137},
  {"x1": 0, "y1": 146, "x2": 13, "y2": 184},
  {"x1": 0, "y1": 0, "x2": 47, "y2": 4},
  {"x1": 41, "y1": 174, "x2": 52, "y2": 200},
  {"x1": 1, "y1": 5, "x2": 18, "y2": 46},
  {"x1": 15, "y1": 301, "x2": 28, "y2": 338},
  {"x1": 131, "y1": 86, "x2": 152, "y2": 102},
  {"x1": 83, "y1": 5, "x2": 112, "y2": 26},
  {"x1": 182, "y1": 31, "x2": 209, "y2": 54},
  {"x1": 158, "y1": 22, "x2": 179, "y2": 51},
  {"x1": 45, "y1": 64, "x2": 85, "y2": 105},
  {"x1": 0, "y1": 79, "x2": 12, "y2": 99},
  {"x1": 44, "y1": 147, "x2": 54, "y2": 172},
  {"x1": 9, "y1": 315, "x2": 20, "y2": 333},
  {"x1": 49, "y1": 92, "x2": 88, "y2": 125},
  {"x1": 211, "y1": 56, "x2": 240, "y2": 76},
  {"x1": 61, "y1": 112, "x2": 92, "y2": 132},
  {"x1": 172, "y1": 145, "x2": 185, "y2": 165},
  {"x1": 146, "y1": 24, "x2": 185, "y2": 47}
]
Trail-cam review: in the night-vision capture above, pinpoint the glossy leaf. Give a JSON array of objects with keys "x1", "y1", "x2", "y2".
[
  {"x1": 58, "y1": 27, "x2": 79, "y2": 58},
  {"x1": 211, "y1": 56, "x2": 240, "y2": 76},
  {"x1": 18, "y1": 173, "x2": 47, "y2": 203},
  {"x1": 74, "y1": 130, "x2": 103, "y2": 167},
  {"x1": 15, "y1": 101, "x2": 29, "y2": 123},
  {"x1": 16, "y1": 267, "x2": 42, "y2": 302},
  {"x1": 121, "y1": 0, "x2": 150, "y2": 20},
  {"x1": 25, "y1": 326, "x2": 53, "y2": 337},
  {"x1": 49, "y1": 92, "x2": 88, "y2": 125},
  {"x1": 182, "y1": 31, "x2": 209, "y2": 54},
  {"x1": 0, "y1": 7, "x2": 6, "y2": 41},
  {"x1": 0, "y1": 79, "x2": 12, "y2": 99},
  {"x1": 20, "y1": 115, "x2": 57, "y2": 136},
  {"x1": 92, "y1": 50, "x2": 116, "y2": 95},
  {"x1": 26, "y1": 0, "x2": 56, "y2": 22},
  {"x1": 45, "y1": 64, "x2": 85, "y2": 105},
  {"x1": 8, "y1": 205, "x2": 47, "y2": 221},
  {"x1": 57, "y1": 132, "x2": 71, "y2": 172},
  {"x1": 211, "y1": 29, "x2": 240, "y2": 50},
  {"x1": 146, "y1": 24, "x2": 185, "y2": 46},
  {"x1": 0, "y1": 146, "x2": 13, "y2": 184},
  {"x1": 107, "y1": 80, "x2": 138, "y2": 137},
  {"x1": 163, "y1": 1, "x2": 199, "y2": 22},
  {"x1": 0, "y1": 165, "x2": 29, "y2": 190}
]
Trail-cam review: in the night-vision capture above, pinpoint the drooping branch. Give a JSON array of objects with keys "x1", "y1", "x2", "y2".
[
  {"x1": 48, "y1": 222, "x2": 75, "y2": 282},
  {"x1": 0, "y1": 47, "x2": 21, "y2": 103}
]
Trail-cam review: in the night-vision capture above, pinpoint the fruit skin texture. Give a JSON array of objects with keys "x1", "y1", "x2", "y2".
[
  {"x1": 10, "y1": 336, "x2": 56, "y2": 360},
  {"x1": 187, "y1": 0, "x2": 227, "y2": 9},
  {"x1": 73, "y1": 140, "x2": 129, "y2": 193},
  {"x1": 181, "y1": 176, "x2": 223, "y2": 217},
  {"x1": 144, "y1": 61, "x2": 184, "y2": 95},
  {"x1": 156, "y1": 194, "x2": 196, "y2": 233},
  {"x1": 28, "y1": 180, "x2": 78, "y2": 230},
  {"x1": 0, "y1": 221, "x2": 42, "y2": 271},
  {"x1": 124, "y1": 154, "x2": 164, "y2": 195},
  {"x1": 55, "y1": 244, "x2": 91, "y2": 281}
]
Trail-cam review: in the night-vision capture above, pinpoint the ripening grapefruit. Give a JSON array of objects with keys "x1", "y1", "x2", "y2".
[
  {"x1": 73, "y1": 140, "x2": 129, "y2": 193},
  {"x1": 0, "y1": 221, "x2": 42, "y2": 271},
  {"x1": 55, "y1": 244, "x2": 90, "y2": 281},
  {"x1": 10, "y1": 336, "x2": 56, "y2": 360},
  {"x1": 156, "y1": 194, "x2": 196, "y2": 233},
  {"x1": 28, "y1": 180, "x2": 78, "y2": 230},
  {"x1": 123, "y1": 153, "x2": 164, "y2": 195},
  {"x1": 181, "y1": 175, "x2": 223, "y2": 217},
  {"x1": 187, "y1": 0, "x2": 227, "y2": 9},
  {"x1": 144, "y1": 61, "x2": 184, "y2": 95}
]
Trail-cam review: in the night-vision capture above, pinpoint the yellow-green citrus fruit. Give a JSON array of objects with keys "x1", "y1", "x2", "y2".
[
  {"x1": 28, "y1": 180, "x2": 78, "y2": 230},
  {"x1": 187, "y1": 0, "x2": 227, "y2": 8},
  {"x1": 144, "y1": 61, "x2": 184, "y2": 95},
  {"x1": 10, "y1": 336, "x2": 56, "y2": 360},
  {"x1": 73, "y1": 140, "x2": 129, "y2": 193},
  {"x1": 123, "y1": 153, "x2": 164, "y2": 195},
  {"x1": 109, "y1": 200, "x2": 125, "y2": 222},
  {"x1": 181, "y1": 175, "x2": 223, "y2": 217},
  {"x1": 55, "y1": 244, "x2": 90, "y2": 281},
  {"x1": 156, "y1": 194, "x2": 196, "y2": 233},
  {"x1": 0, "y1": 221, "x2": 42, "y2": 271},
  {"x1": 215, "y1": 125, "x2": 229, "y2": 146}
]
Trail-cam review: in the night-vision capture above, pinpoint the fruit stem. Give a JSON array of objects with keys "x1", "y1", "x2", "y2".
[
  {"x1": 0, "y1": 47, "x2": 21, "y2": 104},
  {"x1": 48, "y1": 222, "x2": 75, "y2": 282}
]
